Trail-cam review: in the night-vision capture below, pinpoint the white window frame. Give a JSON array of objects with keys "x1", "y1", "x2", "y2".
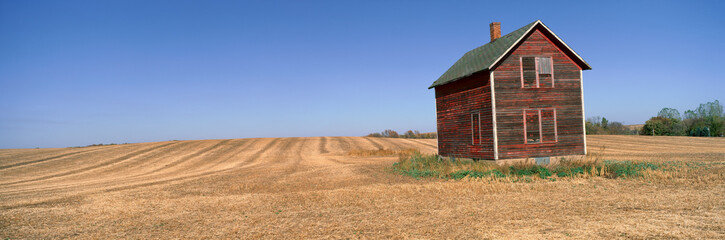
[
  {"x1": 520, "y1": 56, "x2": 555, "y2": 88},
  {"x1": 523, "y1": 108, "x2": 558, "y2": 144}
]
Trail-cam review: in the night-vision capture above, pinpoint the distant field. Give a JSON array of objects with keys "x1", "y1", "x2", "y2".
[
  {"x1": 1, "y1": 136, "x2": 724, "y2": 238},
  {"x1": 624, "y1": 124, "x2": 644, "y2": 133},
  {"x1": 625, "y1": 124, "x2": 644, "y2": 131}
]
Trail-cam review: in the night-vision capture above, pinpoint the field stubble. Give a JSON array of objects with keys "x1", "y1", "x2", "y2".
[{"x1": 1, "y1": 135, "x2": 724, "y2": 238}]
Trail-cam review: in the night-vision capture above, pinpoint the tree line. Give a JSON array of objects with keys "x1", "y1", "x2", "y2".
[
  {"x1": 585, "y1": 116, "x2": 638, "y2": 135},
  {"x1": 641, "y1": 100, "x2": 724, "y2": 137},
  {"x1": 366, "y1": 130, "x2": 437, "y2": 139}
]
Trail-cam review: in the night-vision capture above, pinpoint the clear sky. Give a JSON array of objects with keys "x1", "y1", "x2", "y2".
[{"x1": 1, "y1": 0, "x2": 723, "y2": 148}]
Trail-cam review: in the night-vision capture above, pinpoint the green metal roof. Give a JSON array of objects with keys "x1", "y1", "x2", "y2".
[{"x1": 429, "y1": 20, "x2": 591, "y2": 89}]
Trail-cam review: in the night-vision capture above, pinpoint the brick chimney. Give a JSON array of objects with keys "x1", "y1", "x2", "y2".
[{"x1": 490, "y1": 22, "x2": 501, "y2": 42}]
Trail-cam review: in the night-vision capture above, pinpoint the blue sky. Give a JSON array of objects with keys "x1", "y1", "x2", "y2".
[{"x1": 1, "y1": 0, "x2": 723, "y2": 148}]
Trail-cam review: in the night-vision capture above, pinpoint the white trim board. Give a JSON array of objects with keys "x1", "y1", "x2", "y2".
[
  {"x1": 580, "y1": 70, "x2": 587, "y2": 155},
  {"x1": 490, "y1": 71, "x2": 499, "y2": 160}
]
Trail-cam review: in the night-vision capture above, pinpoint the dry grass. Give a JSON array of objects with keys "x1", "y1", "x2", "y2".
[{"x1": 1, "y1": 135, "x2": 724, "y2": 238}]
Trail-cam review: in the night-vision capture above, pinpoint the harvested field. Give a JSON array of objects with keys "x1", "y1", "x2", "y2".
[{"x1": 1, "y1": 135, "x2": 724, "y2": 238}]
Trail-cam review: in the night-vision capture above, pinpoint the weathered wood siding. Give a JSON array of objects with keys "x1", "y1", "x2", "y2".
[
  {"x1": 435, "y1": 71, "x2": 494, "y2": 159},
  {"x1": 493, "y1": 27, "x2": 585, "y2": 159}
]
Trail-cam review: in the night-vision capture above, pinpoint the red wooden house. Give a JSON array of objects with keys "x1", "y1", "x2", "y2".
[{"x1": 429, "y1": 20, "x2": 591, "y2": 162}]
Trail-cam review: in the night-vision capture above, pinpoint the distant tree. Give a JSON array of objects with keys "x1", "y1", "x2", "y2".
[
  {"x1": 586, "y1": 116, "x2": 633, "y2": 135},
  {"x1": 420, "y1": 132, "x2": 437, "y2": 139},
  {"x1": 585, "y1": 122, "x2": 599, "y2": 134},
  {"x1": 695, "y1": 100, "x2": 724, "y2": 119},
  {"x1": 682, "y1": 100, "x2": 725, "y2": 137},
  {"x1": 657, "y1": 108, "x2": 681, "y2": 120},
  {"x1": 683, "y1": 110, "x2": 697, "y2": 120},
  {"x1": 588, "y1": 116, "x2": 602, "y2": 125},
  {"x1": 641, "y1": 116, "x2": 685, "y2": 136},
  {"x1": 606, "y1": 122, "x2": 632, "y2": 135},
  {"x1": 367, "y1": 130, "x2": 436, "y2": 138},
  {"x1": 585, "y1": 117, "x2": 602, "y2": 134},
  {"x1": 366, "y1": 133, "x2": 383, "y2": 137},
  {"x1": 381, "y1": 129, "x2": 399, "y2": 138},
  {"x1": 713, "y1": 117, "x2": 725, "y2": 137}
]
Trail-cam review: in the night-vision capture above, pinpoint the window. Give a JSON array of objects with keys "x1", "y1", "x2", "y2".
[
  {"x1": 520, "y1": 56, "x2": 554, "y2": 88},
  {"x1": 525, "y1": 110, "x2": 540, "y2": 143},
  {"x1": 471, "y1": 112, "x2": 482, "y2": 145},
  {"x1": 521, "y1": 57, "x2": 537, "y2": 88},
  {"x1": 538, "y1": 57, "x2": 553, "y2": 88},
  {"x1": 524, "y1": 109, "x2": 557, "y2": 144},
  {"x1": 541, "y1": 109, "x2": 557, "y2": 142}
]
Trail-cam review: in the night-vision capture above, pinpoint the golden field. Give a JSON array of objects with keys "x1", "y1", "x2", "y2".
[{"x1": 1, "y1": 135, "x2": 724, "y2": 239}]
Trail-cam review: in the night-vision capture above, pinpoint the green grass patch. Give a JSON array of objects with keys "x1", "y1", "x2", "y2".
[{"x1": 392, "y1": 152, "x2": 703, "y2": 181}]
